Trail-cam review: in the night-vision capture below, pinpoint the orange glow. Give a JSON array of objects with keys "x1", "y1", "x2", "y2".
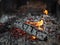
[
  {"x1": 35, "y1": 20, "x2": 44, "y2": 30},
  {"x1": 31, "y1": 36, "x2": 36, "y2": 40},
  {"x1": 35, "y1": 20, "x2": 43, "y2": 26},
  {"x1": 44, "y1": 10, "x2": 48, "y2": 15},
  {"x1": 26, "y1": 20, "x2": 44, "y2": 30}
]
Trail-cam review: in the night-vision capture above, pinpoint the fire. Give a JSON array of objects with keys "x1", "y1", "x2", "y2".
[
  {"x1": 35, "y1": 20, "x2": 43, "y2": 26},
  {"x1": 26, "y1": 20, "x2": 44, "y2": 31},
  {"x1": 31, "y1": 36, "x2": 36, "y2": 40},
  {"x1": 44, "y1": 10, "x2": 48, "y2": 15}
]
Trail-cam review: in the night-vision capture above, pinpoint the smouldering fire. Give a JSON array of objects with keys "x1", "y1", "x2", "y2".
[
  {"x1": 26, "y1": 20, "x2": 44, "y2": 31},
  {"x1": 25, "y1": 10, "x2": 49, "y2": 31},
  {"x1": 43, "y1": 10, "x2": 48, "y2": 15}
]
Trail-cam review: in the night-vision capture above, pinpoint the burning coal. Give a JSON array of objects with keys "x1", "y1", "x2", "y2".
[{"x1": 25, "y1": 19, "x2": 44, "y2": 30}]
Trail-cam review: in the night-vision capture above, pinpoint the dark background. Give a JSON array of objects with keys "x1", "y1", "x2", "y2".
[{"x1": 0, "y1": 0, "x2": 60, "y2": 16}]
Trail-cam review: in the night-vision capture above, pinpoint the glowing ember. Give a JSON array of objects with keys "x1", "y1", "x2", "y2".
[
  {"x1": 26, "y1": 19, "x2": 44, "y2": 31},
  {"x1": 43, "y1": 10, "x2": 48, "y2": 15},
  {"x1": 35, "y1": 20, "x2": 43, "y2": 26},
  {"x1": 31, "y1": 36, "x2": 36, "y2": 40},
  {"x1": 35, "y1": 20, "x2": 44, "y2": 30}
]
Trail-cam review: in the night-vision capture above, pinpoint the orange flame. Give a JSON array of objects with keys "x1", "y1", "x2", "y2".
[
  {"x1": 44, "y1": 10, "x2": 48, "y2": 15},
  {"x1": 26, "y1": 20, "x2": 44, "y2": 31},
  {"x1": 31, "y1": 36, "x2": 36, "y2": 40}
]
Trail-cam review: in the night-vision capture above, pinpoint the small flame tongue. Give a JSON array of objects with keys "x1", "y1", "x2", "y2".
[
  {"x1": 43, "y1": 10, "x2": 48, "y2": 15},
  {"x1": 35, "y1": 20, "x2": 44, "y2": 30},
  {"x1": 26, "y1": 19, "x2": 44, "y2": 31}
]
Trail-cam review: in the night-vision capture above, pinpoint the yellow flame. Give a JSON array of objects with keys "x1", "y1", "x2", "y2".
[
  {"x1": 35, "y1": 20, "x2": 44, "y2": 30},
  {"x1": 44, "y1": 10, "x2": 48, "y2": 15},
  {"x1": 35, "y1": 20, "x2": 43, "y2": 26},
  {"x1": 26, "y1": 20, "x2": 44, "y2": 30}
]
